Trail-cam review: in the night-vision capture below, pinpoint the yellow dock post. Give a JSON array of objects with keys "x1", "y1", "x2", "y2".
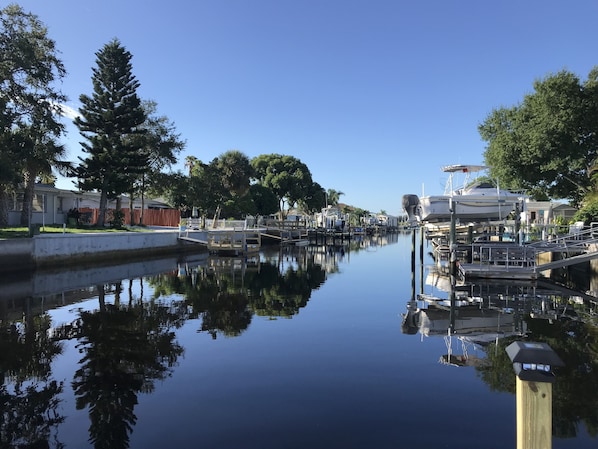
[{"x1": 506, "y1": 341, "x2": 564, "y2": 449}]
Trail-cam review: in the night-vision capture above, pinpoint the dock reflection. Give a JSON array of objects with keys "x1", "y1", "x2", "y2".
[{"x1": 404, "y1": 232, "x2": 598, "y2": 441}]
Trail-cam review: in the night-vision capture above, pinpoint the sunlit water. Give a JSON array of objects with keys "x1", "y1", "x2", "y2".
[{"x1": 2, "y1": 232, "x2": 597, "y2": 448}]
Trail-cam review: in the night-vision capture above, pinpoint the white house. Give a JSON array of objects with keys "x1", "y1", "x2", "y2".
[
  {"x1": 523, "y1": 200, "x2": 577, "y2": 225},
  {"x1": 7, "y1": 184, "x2": 173, "y2": 226}
]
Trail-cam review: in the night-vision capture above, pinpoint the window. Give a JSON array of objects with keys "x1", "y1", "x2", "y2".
[{"x1": 11, "y1": 192, "x2": 47, "y2": 212}]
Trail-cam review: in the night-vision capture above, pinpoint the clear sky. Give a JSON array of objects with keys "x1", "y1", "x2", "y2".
[{"x1": 12, "y1": 0, "x2": 598, "y2": 215}]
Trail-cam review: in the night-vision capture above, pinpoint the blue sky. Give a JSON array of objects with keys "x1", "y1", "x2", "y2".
[{"x1": 13, "y1": 0, "x2": 598, "y2": 214}]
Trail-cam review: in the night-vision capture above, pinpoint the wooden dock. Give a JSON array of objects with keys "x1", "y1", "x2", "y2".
[
  {"x1": 207, "y1": 229, "x2": 261, "y2": 255},
  {"x1": 179, "y1": 229, "x2": 261, "y2": 255},
  {"x1": 261, "y1": 226, "x2": 309, "y2": 245}
]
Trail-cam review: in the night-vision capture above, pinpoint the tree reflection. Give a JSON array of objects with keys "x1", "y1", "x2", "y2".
[
  {"x1": 248, "y1": 260, "x2": 327, "y2": 317},
  {"x1": 475, "y1": 305, "x2": 598, "y2": 440},
  {"x1": 147, "y1": 247, "x2": 329, "y2": 338},
  {"x1": 72, "y1": 283, "x2": 184, "y2": 449},
  {"x1": 0, "y1": 304, "x2": 64, "y2": 448}
]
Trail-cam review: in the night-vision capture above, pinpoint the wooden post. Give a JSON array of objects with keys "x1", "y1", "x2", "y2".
[
  {"x1": 516, "y1": 378, "x2": 553, "y2": 449},
  {"x1": 506, "y1": 341, "x2": 564, "y2": 449}
]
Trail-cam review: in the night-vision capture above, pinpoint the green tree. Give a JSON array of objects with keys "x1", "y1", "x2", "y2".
[
  {"x1": 74, "y1": 38, "x2": 146, "y2": 227},
  {"x1": 326, "y1": 188, "x2": 344, "y2": 206},
  {"x1": 479, "y1": 68, "x2": 598, "y2": 206},
  {"x1": 212, "y1": 150, "x2": 252, "y2": 220},
  {"x1": 128, "y1": 99, "x2": 185, "y2": 225},
  {"x1": 183, "y1": 151, "x2": 254, "y2": 223},
  {"x1": 247, "y1": 183, "x2": 279, "y2": 217},
  {"x1": 298, "y1": 181, "x2": 326, "y2": 214},
  {"x1": 188, "y1": 158, "x2": 225, "y2": 223},
  {"x1": 149, "y1": 171, "x2": 192, "y2": 215},
  {"x1": 16, "y1": 122, "x2": 70, "y2": 228},
  {"x1": 251, "y1": 153, "x2": 313, "y2": 219},
  {"x1": 0, "y1": 4, "x2": 67, "y2": 226}
]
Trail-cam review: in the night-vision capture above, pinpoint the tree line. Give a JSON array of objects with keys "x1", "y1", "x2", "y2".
[
  {"x1": 7, "y1": 4, "x2": 597, "y2": 228},
  {"x1": 0, "y1": 4, "x2": 354, "y2": 228},
  {"x1": 479, "y1": 67, "x2": 598, "y2": 223}
]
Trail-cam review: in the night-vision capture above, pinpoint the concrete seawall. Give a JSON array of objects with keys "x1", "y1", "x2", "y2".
[{"x1": 0, "y1": 230, "x2": 209, "y2": 273}]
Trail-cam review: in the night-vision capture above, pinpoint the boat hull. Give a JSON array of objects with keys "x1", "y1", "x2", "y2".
[{"x1": 409, "y1": 194, "x2": 521, "y2": 223}]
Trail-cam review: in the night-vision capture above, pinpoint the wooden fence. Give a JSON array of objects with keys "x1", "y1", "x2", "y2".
[{"x1": 78, "y1": 208, "x2": 181, "y2": 227}]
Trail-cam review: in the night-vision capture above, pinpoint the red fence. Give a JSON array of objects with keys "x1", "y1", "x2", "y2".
[{"x1": 78, "y1": 208, "x2": 181, "y2": 227}]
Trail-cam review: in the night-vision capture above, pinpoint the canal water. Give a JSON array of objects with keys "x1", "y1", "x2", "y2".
[{"x1": 1, "y1": 232, "x2": 597, "y2": 449}]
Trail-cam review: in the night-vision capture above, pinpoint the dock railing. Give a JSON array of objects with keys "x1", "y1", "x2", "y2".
[
  {"x1": 470, "y1": 242, "x2": 537, "y2": 269},
  {"x1": 466, "y1": 224, "x2": 598, "y2": 273}
]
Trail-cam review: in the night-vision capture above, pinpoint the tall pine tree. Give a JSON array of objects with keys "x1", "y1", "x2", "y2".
[{"x1": 75, "y1": 38, "x2": 146, "y2": 227}]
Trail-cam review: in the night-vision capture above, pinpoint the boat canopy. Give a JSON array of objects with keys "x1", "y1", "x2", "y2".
[{"x1": 441, "y1": 164, "x2": 487, "y2": 173}]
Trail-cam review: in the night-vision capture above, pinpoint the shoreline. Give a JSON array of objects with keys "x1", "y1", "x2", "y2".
[{"x1": 0, "y1": 229, "x2": 210, "y2": 274}]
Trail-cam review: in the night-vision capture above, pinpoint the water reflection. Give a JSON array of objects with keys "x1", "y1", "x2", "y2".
[
  {"x1": 403, "y1": 233, "x2": 598, "y2": 442},
  {"x1": 0, "y1": 313, "x2": 64, "y2": 448},
  {"x1": 0, "y1": 240, "x2": 368, "y2": 448}
]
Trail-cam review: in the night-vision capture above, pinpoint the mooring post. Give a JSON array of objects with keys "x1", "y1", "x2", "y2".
[
  {"x1": 411, "y1": 227, "x2": 416, "y2": 276},
  {"x1": 506, "y1": 342, "x2": 564, "y2": 449},
  {"x1": 449, "y1": 198, "x2": 457, "y2": 276},
  {"x1": 419, "y1": 226, "x2": 424, "y2": 294}
]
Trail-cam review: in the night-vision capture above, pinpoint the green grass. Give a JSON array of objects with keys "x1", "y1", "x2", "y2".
[{"x1": 0, "y1": 225, "x2": 146, "y2": 239}]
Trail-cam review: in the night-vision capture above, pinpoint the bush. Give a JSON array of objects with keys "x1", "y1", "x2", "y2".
[
  {"x1": 572, "y1": 199, "x2": 598, "y2": 225},
  {"x1": 111, "y1": 210, "x2": 125, "y2": 229}
]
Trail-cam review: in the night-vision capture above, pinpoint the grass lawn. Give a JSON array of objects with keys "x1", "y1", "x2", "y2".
[{"x1": 0, "y1": 225, "x2": 147, "y2": 239}]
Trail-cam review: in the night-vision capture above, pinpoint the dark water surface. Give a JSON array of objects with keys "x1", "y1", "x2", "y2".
[{"x1": 1, "y1": 232, "x2": 597, "y2": 448}]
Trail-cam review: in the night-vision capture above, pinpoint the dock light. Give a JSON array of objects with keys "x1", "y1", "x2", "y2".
[
  {"x1": 505, "y1": 341, "x2": 564, "y2": 383},
  {"x1": 506, "y1": 341, "x2": 564, "y2": 449}
]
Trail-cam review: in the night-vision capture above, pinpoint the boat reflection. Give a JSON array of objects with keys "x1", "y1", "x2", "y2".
[
  {"x1": 404, "y1": 247, "x2": 598, "y2": 442},
  {"x1": 403, "y1": 262, "x2": 596, "y2": 362}
]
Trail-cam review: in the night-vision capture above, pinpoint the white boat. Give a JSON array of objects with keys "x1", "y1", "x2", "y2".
[{"x1": 402, "y1": 164, "x2": 525, "y2": 224}]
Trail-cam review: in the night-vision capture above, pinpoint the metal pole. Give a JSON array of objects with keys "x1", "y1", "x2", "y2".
[{"x1": 450, "y1": 198, "x2": 457, "y2": 276}]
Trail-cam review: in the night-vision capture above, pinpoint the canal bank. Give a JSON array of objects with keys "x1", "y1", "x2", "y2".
[{"x1": 0, "y1": 229, "x2": 210, "y2": 273}]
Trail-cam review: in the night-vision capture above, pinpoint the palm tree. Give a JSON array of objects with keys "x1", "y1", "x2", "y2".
[
  {"x1": 326, "y1": 189, "x2": 344, "y2": 206},
  {"x1": 184, "y1": 155, "x2": 199, "y2": 176},
  {"x1": 17, "y1": 124, "x2": 71, "y2": 227}
]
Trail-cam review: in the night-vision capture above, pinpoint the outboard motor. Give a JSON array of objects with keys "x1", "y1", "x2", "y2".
[
  {"x1": 401, "y1": 301, "x2": 420, "y2": 335},
  {"x1": 402, "y1": 194, "x2": 421, "y2": 222}
]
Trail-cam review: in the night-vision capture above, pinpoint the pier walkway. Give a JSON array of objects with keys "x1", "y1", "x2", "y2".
[{"x1": 452, "y1": 226, "x2": 598, "y2": 280}]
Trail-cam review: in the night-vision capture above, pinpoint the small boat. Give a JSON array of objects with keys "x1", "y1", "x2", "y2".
[{"x1": 402, "y1": 164, "x2": 525, "y2": 224}]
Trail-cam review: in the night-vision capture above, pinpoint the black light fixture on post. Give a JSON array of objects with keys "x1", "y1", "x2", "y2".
[{"x1": 505, "y1": 341, "x2": 565, "y2": 449}]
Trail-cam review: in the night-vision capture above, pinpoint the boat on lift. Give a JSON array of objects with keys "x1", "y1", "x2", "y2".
[{"x1": 402, "y1": 164, "x2": 525, "y2": 224}]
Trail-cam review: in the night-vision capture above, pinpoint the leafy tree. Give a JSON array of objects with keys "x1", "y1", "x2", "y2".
[
  {"x1": 247, "y1": 183, "x2": 278, "y2": 217},
  {"x1": 189, "y1": 158, "x2": 225, "y2": 223},
  {"x1": 479, "y1": 69, "x2": 598, "y2": 206},
  {"x1": 0, "y1": 4, "x2": 67, "y2": 225},
  {"x1": 251, "y1": 153, "x2": 313, "y2": 219},
  {"x1": 212, "y1": 150, "x2": 252, "y2": 220},
  {"x1": 128, "y1": 99, "x2": 185, "y2": 225},
  {"x1": 298, "y1": 181, "x2": 326, "y2": 214},
  {"x1": 149, "y1": 171, "x2": 190, "y2": 214},
  {"x1": 183, "y1": 151, "x2": 253, "y2": 223},
  {"x1": 74, "y1": 38, "x2": 146, "y2": 227},
  {"x1": 572, "y1": 195, "x2": 598, "y2": 224}
]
